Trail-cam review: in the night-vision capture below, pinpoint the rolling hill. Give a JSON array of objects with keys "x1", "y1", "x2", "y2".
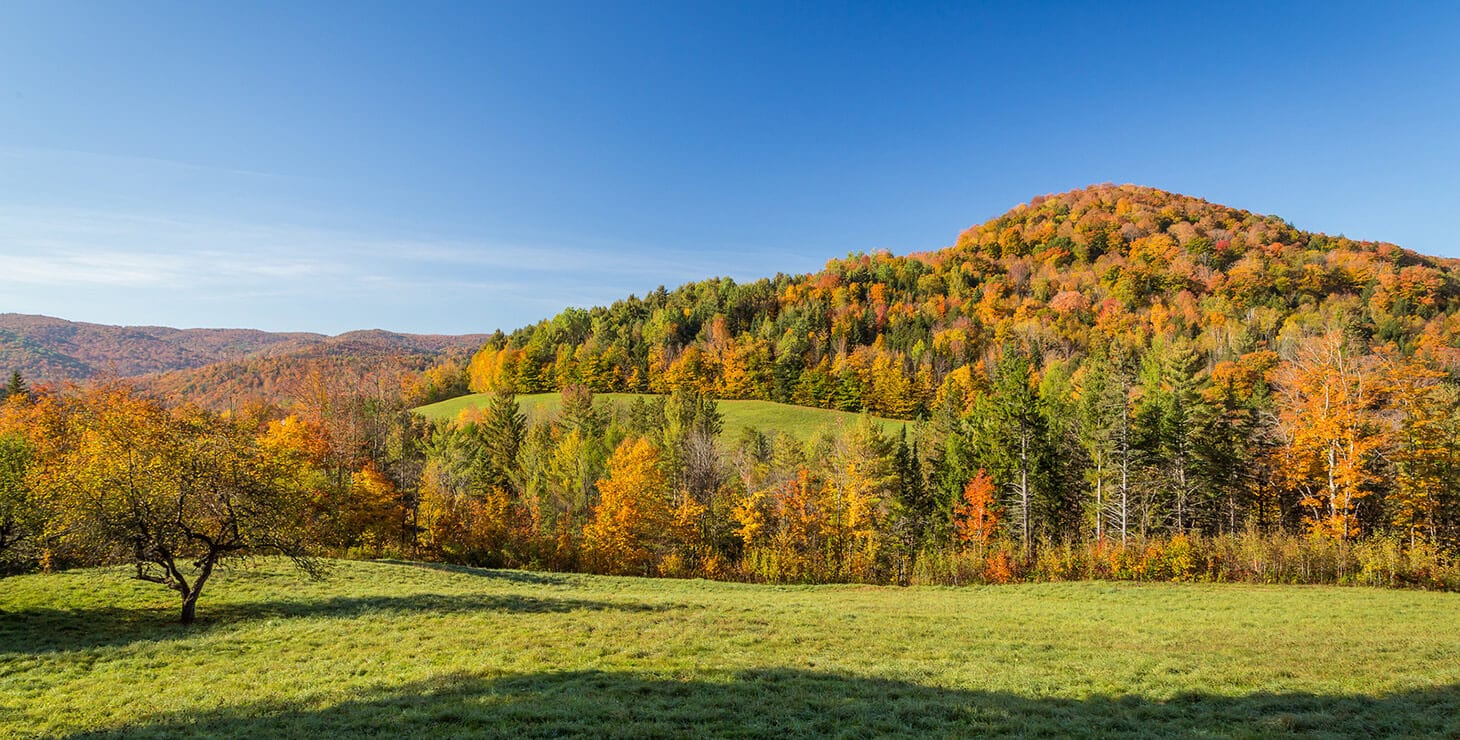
[
  {"x1": 458, "y1": 183, "x2": 1460, "y2": 420},
  {"x1": 0, "y1": 313, "x2": 320, "y2": 381},
  {"x1": 0, "y1": 313, "x2": 489, "y2": 409},
  {"x1": 0, "y1": 313, "x2": 490, "y2": 387}
]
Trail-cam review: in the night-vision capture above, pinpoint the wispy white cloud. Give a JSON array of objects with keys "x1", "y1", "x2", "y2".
[
  {"x1": 0, "y1": 203, "x2": 758, "y2": 292},
  {"x1": 2, "y1": 252, "x2": 176, "y2": 286},
  {"x1": 0, "y1": 203, "x2": 754, "y2": 332},
  {"x1": 0, "y1": 143, "x2": 806, "y2": 332}
]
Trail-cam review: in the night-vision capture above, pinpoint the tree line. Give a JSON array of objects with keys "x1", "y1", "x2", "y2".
[{"x1": 5, "y1": 322, "x2": 1460, "y2": 625}]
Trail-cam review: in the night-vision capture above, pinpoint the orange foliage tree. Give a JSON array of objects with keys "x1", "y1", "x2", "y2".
[
  {"x1": 953, "y1": 469, "x2": 1001, "y2": 547},
  {"x1": 1275, "y1": 331, "x2": 1385, "y2": 542}
]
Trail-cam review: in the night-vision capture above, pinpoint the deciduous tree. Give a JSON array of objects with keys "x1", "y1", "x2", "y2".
[
  {"x1": 45, "y1": 386, "x2": 320, "y2": 623},
  {"x1": 1275, "y1": 331, "x2": 1385, "y2": 543}
]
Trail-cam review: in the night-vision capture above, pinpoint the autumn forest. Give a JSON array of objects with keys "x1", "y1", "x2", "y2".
[{"x1": 6, "y1": 185, "x2": 1460, "y2": 623}]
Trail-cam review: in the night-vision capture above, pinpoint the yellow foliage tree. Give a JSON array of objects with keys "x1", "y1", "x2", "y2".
[
  {"x1": 344, "y1": 462, "x2": 405, "y2": 555},
  {"x1": 583, "y1": 437, "x2": 671, "y2": 575},
  {"x1": 43, "y1": 384, "x2": 319, "y2": 623},
  {"x1": 1382, "y1": 353, "x2": 1454, "y2": 546}
]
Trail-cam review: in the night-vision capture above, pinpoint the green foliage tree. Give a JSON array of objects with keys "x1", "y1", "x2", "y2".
[
  {"x1": 480, "y1": 390, "x2": 527, "y2": 494},
  {"x1": 4, "y1": 371, "x2": 28, "y2": 402},
  {"x1": 972, "y1": 347, "x2": 1052, "y2": 557},
  {"x1": 0, "y1": 434, "x2": 37, "y2": 565}
]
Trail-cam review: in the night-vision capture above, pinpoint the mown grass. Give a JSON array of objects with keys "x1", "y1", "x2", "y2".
[
  {"x1": 415, "y1": 392, "x2": 907, "y2": 441},
  {"x1": 3, "y1": 560, "x2": 1459, "y2": 737}
]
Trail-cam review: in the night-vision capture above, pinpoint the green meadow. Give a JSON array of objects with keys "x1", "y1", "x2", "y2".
[
  {"x1": 414, "y1": 392, "x2": 907, "y2": 441},
  {"x1": 3, "y1": 559, "x2": 1459, "y2": 737}
]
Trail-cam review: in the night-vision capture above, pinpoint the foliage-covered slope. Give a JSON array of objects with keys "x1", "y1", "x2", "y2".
[
  {"x1": 137, "y1": 332, "x2": 487, "y2": 410},
  {"x1": 0, "y1": 313, "x2": 489, "y2": 410},
  {"x1": 466, "y1": 184, "x2": 1460, "y2": 417},
  {"x1": 0, "y1": 313, "x2": 321, "y2": 382}
]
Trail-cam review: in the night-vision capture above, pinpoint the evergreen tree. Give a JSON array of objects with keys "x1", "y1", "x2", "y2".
[
  {"x1": 4, "y1": 371, "x2": 27, "y2": 402},
  {"x1": 480, "y1": 390, "x2": 526, "y2": 494},
  {"x1": 1076, "y1": 350, "x2": 1125, "y2": 542},
  {"x1": 1155, "y1": 339, "x2": 1205, "y2": 534},
  {"x1": 973, "y1": 346, "x2": 1051, "y2": 558},
  {"x1": 1196, "y1": 379, "x2": 1252, "y2": 535},
  {"x1": 559, "y1": 383, "x2": 606, "y2": 439},
  {"x1": 890, "y1": 427, "x2": 934, "y2": 561},
  {"x1": 1037, "y1": 361, "x2": 1087, "y2": 541}
]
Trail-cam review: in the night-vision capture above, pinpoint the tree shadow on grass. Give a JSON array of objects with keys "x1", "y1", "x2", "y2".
[
  {"x1": 78, "y1": 669, "x2": 1460, "y2": 738},
  {"x1": 373, "y1": 559, "x2": 570, "y2": 585},
  {"x1": 0, "y1": 593, "x2": 671, "y2": 656}
]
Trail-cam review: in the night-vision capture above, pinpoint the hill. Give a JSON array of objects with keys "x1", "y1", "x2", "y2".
[
  {"x1": 459, "y1": 183, "x2": 1460, "y2": 419},
  {"x1": 416, "y1": 391, "x2": 907, "y2": 441},
  {"x1": 3, "y1": 559, "x2": 1458, "y2": 736},
  {"x1": 0, "y1": 313, "x2": 320, "y2": 382},
  {"x1": 0, "y1": 313, "x2": 489, "y2": 388},
  {"x1": 138, "y1": 330, "x2": 488, "y2": 410}
]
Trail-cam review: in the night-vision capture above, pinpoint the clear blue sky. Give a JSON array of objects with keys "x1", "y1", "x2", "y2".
[{"x1": 1, "y1": 1, "x2": 1457, "y2": 334}]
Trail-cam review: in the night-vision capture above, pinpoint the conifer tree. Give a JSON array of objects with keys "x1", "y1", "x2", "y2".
[
  {"x1": 973, "y1": 346, "x2": 1050, "y2": 558},
  {"x1": 481, "y1": 390, "x2": 526, "y2": 494},
  {"x1": 4, "y1": 371, "x2": 27, "y2": 402}
]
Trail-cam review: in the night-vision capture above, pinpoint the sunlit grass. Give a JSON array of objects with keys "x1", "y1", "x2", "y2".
[
  {"x1": 3, "y1": 559, "x2": 1459, "y2": 736},
  {"x1": 415, "y1": 392, "x2": 907, "y2": 441}
]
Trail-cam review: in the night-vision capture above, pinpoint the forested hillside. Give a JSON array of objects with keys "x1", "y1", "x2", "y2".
[
  {"x1": 470, "y1": 184, "x2": 1459, "y2": 414},
  {"x1": 0, "y1": 313, "x2": 488, "y2": 391},
  {"x1": 453, "y1": 183, "x2": 1460, "y2": 554},
  {"x1": 0, "y1": 313, "x2": 319, "y2": 381},
  {"x1": 137, "y1": 331, "x2": 487, "y2": 410},
  {"x1": 6, "y1": 185, "x2": 1460, "y2": 594}
]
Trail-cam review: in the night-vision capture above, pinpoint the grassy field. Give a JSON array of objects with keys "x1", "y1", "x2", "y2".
[
  {"x1": 415, "y1": 392, "x2": 907, "y2": 441},
  {"x1": 3, "y1": 560, "x2": 1459, "y2": 737}
]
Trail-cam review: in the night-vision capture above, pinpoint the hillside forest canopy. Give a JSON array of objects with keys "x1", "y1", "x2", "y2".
[{"x1": 6, "y1": 185, "x2": 1460, "y2": 620}]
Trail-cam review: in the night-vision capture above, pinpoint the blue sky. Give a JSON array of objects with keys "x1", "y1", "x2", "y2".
[{"x1": 1, "y1": 1, "x2": 1457, "y2": 335}]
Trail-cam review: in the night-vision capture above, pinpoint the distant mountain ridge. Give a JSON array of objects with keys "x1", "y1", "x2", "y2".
[{"x1": 0, "y1": 313, "x2": 489, "y2": 386}]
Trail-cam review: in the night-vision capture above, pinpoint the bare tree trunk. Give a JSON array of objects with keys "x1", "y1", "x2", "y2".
[
  {"x1": 1174, "y1": 449, "x2": 1188, "y2": 534},
  {"x1": 1019, "y1": 420, "x2": 1031, "y2": 559},
  {"x1": 1116, "y1": 404, "x2": 1131, "y2": 547},
  {"x1": 179, "y1": 556, "x2": 217, "y2": 624}
]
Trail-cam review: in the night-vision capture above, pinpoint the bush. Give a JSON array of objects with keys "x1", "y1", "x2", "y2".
[{"x1": 905, "y1": 533, "x2": 1460, "y2": 591}]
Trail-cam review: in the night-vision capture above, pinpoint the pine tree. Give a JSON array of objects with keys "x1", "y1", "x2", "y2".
[
  {"x1": 890, "y1": 428, "x2": 934, "y2": 561},
  {"x1": 480, "y1": 390, "x2": 526, "y2": 494},
  {"x1": 973, "y1": 346, "x2": 1050, "y2": 558},
  {"x1": 1156, "y1": 339, "x2": 1205, "y2": 534},
  {"x1": 1076, "y1": 351, "x2": 1117, "y2": 542},
  {"x1": 4, "y1": 371, "x2": 27, "y2": 402}
]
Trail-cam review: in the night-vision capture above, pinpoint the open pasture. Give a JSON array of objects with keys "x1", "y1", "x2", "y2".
[
  {"x1": 3, "y1": 560, "x2": 1459, "y2": 736},
  {"x1": 415, "y1": 391, "x2": 907, "y2": 441}
]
